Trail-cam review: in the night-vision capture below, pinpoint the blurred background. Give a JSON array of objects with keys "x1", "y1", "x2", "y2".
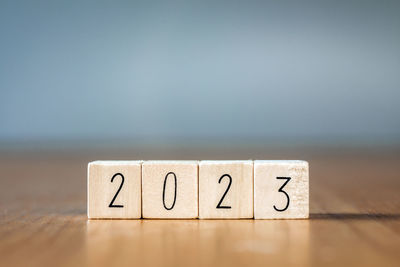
[{"x1": 1, "y1": 0, "x2": 399, "y2": 149}]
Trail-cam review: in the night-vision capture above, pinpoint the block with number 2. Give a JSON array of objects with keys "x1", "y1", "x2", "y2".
[
  {"x1": 199, "y1": 160, "x2": 254, "y2": 219},
  {"x1": 88, "y1": 161, "x2": 142, "y2": 219}
]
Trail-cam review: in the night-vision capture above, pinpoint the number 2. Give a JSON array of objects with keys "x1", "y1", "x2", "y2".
[
  {"x1": 273, "y1": 177, "x2": 291, "y2": 212},
  {"x1": 109, "y1": 173, "x2": 125, "y2": 208},
  {"x1": 216, "y1": 174, "x2": 232, "y2": 209}
]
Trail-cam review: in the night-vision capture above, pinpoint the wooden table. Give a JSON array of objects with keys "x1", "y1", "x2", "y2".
[{"x1": 1, "y1": 146, "x2": 399, "y2": 267}]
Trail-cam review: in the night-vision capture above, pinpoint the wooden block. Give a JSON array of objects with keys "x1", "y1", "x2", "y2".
[
  {"x1": 199, "y1": 160, "x2": 253, "y2": 219},
  {"x1": 87, "y1": 161, "x2": 142, "y2": 219},
  {"x1": 142, "y1": 161, "x2": 198, "y2": 218},
  {"x1": 254, "y1": 160, "x2": 309, "y2": 219}
]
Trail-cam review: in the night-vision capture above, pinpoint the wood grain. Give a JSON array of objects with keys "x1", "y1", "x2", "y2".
[{"x1": 0, "y1": 146, "x2": 400, "y2": 267}]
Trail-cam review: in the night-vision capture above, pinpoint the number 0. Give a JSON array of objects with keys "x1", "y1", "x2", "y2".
[{"x1": 163, "y1": 172, "x2": 177, "y2": 210}]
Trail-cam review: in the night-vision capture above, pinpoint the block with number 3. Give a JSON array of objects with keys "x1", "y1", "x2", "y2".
[
  {"x1": 254, "y1": 160, "x2": 309, "y2": 219},
  {"x1": 88, "y1": 161, "x2": 142, "y2": 219}
]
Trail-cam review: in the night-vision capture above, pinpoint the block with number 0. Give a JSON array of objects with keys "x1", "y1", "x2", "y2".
[
  {"x1": 87, "y1": 161, "x2": 142, "y2": 219},
  {"x1": 142, "y1": 161, "x2": 199, "y2": 219},
  {"x1": 254, "y1": 160, "x2": 309, "y2": 219},
  {"x1": 199, "y1": 160, "x2": 254, "y2": 219}
]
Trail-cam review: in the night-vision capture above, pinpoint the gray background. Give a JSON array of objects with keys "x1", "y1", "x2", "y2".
[{"x1": 1, "y1": 0, "x2": 399, "y2": 145}]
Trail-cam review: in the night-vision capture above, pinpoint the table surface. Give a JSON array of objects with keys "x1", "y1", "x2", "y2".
[{"x1": 1, "y1": 146, "x2": 399, "y2": 267}]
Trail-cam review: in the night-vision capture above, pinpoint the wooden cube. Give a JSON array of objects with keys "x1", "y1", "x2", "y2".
[
  {"x1": 254, "y1": 160, "x2": 309, "y2": 219},
  {"x1": 142, "y1": 161, "x2": 198, "y2": 218},
  {"x1": 88, "y1": 161, "x2": 142, "y2": 219},
  {"x1": 199, "y1": 160, "x2": 253, "y2": 219}
]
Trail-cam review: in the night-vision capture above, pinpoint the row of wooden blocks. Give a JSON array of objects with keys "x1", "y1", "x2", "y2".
[{"x1": 88, "y1": 160, "x2": 309, "y2": 219}]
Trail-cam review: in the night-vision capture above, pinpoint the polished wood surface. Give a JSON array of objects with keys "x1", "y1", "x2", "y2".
[{"x1": 1, "y1": 146, "x2": 399, "y2": 267}]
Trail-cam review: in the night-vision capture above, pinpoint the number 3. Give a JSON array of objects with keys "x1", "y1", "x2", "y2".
[{"x1": 273, "y1": 177, "x2": 291, "y2": 212}]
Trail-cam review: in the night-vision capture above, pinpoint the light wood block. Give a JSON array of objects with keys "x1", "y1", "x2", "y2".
[
  {"x1": 254, "y1": 160, "x2": 309, "y2": 219},
  {"x1": 199, "y1": 160, "x2": 253, "y2": 219},
  {"x1": 142, "y1": 161, "x2": 198, "y2": 218},
  {"x1": 87, "y1": 161, "x2": 142, "y2": 219}
]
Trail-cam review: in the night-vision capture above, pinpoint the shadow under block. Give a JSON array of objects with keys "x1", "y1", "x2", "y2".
[
  {"x1": 87, "y1": 161, "x2": 142, "y2": 219},
  {"x1": 142, "y1": 161, "x2": 198, "y2": 218},
  {"x1": 254, "y1": 160, "x2": 309, "y2": 219},
  {"x1": 199, "y1": 160, "x2": 254, "y2": 219}
]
